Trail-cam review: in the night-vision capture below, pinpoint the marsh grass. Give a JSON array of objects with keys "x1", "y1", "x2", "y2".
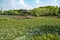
[{"x1": 0, "y1": 17, "x2": 60, "y2": 40}]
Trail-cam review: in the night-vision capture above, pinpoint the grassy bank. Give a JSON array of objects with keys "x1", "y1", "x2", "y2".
[{"x1": 0, "y1": 17, "x2": 60, "y2": 40}]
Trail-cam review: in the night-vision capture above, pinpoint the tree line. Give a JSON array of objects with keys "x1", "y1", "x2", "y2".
[{"x1": 0, "y1": 6, "x2": 60, "y2": 17}]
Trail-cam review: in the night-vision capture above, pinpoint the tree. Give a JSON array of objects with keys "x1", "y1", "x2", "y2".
[
  {"x1": 58, "y1": 7, "x2": 60, "y2": 18},
  {"x1": 53, "y1": 6, "x2": 59, "y2": 16},
  {"x1": 58, "y1": 7, "x2": 60, "y2": 14}
]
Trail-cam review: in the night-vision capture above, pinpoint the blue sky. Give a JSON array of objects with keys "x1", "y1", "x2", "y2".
[{"x1": 0, "y1": 0, "x2": 59, "y2": 10}]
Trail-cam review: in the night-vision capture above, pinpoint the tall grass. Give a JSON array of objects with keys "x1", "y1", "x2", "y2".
[{"x1": 0, "y1": 17, "x2": 60, "y2": 40}]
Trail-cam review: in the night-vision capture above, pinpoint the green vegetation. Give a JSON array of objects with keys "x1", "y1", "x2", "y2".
[
  {"x1": 0, "y1": 6, "x2": 60, "y2": 40},
  {"x1": 0, "y1": 6, "x2": 60, "y2": 17},
  {"x1": 0, "y1": 17, "x2": 60, "y2": 40},
  {"x1": 58, "y1": 7, "x2": 60, "y2": 18},
  {"x1": 58, "y1": 7, "x2": 60, "y2": 14},
  {"x1": 30, "y1": 6, "x2": 59, "y2": 16}
]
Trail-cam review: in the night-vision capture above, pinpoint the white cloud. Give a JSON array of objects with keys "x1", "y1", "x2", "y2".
[
  {"x1": 0, "y1": 0, "x2": 59, "y2": 10},
  {"x1": 35, "y1": 0, "x2": 58, "y2": 7},
  {"x1": 0, "y1": 0, "x2": 17, "y2": 10},
  {"x1": 58, "y1": 0, "x2": 60, "y2": 6},
  {"x1": 0, "y1": 0, "x2": 33, "y2": 10},
  {"x1": 49, "y1": 0, "x2": 58, "y2": 6},
  {"x1": 16, "y1": 0, "x2": 33, "y2": 9},
  {"x1": 35, "y1": 0, "x2": 40, "y2": 3}
]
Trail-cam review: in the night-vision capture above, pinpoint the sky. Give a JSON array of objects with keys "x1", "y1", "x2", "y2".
[{"x1": 0, "y1": 0, "x2": 59, "y2": 10}]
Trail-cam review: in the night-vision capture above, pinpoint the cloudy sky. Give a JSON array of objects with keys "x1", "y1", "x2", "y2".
[{"x1": 0, "y1": 0, "x2": 59, "y2": 10}]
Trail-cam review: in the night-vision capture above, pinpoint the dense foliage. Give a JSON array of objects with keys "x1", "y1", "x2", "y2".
[
  {"x1": 30, "y1": 6, "x2": 59, "y2": 16},
  {"x1": 58, "y1": 7, "x2": 60, "y2": 14},
  {"x1": 0, "y1": 6, "x2": 59, "y2": 16},
  {"x1": 58, "y1": 7, "x2": 60, "y2": 18}
]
